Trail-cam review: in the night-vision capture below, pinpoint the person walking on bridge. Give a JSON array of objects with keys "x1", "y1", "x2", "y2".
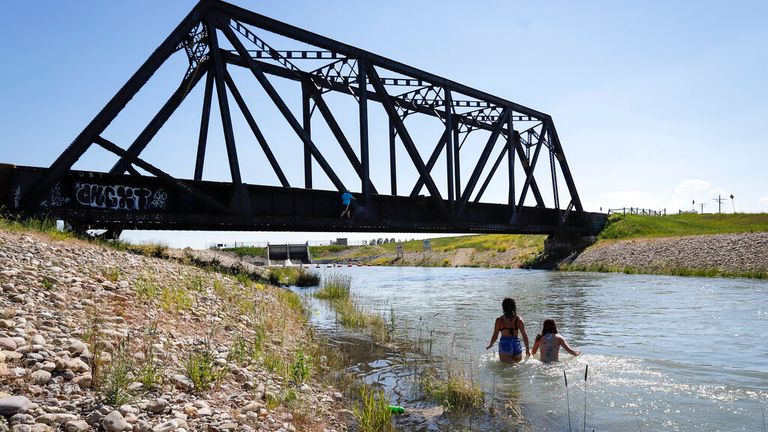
[
  {"x1": 340, "y1": 190, "x2": 356, "y2": 219},
  {"x1": 486, "y1": 297, "x2": 530, "y2": 363}
]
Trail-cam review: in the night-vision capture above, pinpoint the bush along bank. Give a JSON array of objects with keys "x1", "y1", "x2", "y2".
[{"x1": 0, "y1": 227, "x2": 349, "y2": 431}]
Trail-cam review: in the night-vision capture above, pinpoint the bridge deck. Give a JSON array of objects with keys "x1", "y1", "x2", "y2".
[{"x1": 2, "y1": 165, "x2": 605, "y2": 235}]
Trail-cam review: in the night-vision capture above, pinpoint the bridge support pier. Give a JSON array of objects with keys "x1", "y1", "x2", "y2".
[{"x1": 525, "y1": 235, "x2": 598, "y2": 270}]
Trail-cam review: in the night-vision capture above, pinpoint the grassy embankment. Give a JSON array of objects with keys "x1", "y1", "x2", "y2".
[
  {"x1": 563, "y1": 213, "x2": 768, "y2": 278},
  {"x1": 598, "y1": 212, "x2": 768, "y2": 239},
  {"x1": 225, "y1": 246, "x2": 266, "y2": 258},
  {"x1": 309, "y1": 234, "x2": 545, "y2": 268}
]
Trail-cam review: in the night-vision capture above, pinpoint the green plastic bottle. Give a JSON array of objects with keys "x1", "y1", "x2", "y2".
[{"x1": 388, "y1": 406, "x2": 405, "y2": 414}]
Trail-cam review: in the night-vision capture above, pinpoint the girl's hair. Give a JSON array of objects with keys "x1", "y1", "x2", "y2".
[
  {"x1": 501, "y1": 298, "x2": 517, "y2": 320},
  {"x1": 541, "y1": 319, "x2": 558, "y2": 335}
]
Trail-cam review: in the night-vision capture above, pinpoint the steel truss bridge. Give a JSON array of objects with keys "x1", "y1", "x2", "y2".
[{"x1": 1, "y1": 0, "x2": 606, "y2": 236}]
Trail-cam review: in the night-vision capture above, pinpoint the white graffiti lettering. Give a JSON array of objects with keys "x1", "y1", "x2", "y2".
[
  {"x1": 75, "y1": 183, "x2": 154, "y2": 211},
  {"x1": 49, "y1": 183, "x2": 71, "y2": 208},
  {"x1": 149, "y1": 190, "x2": 168, "y2": 210}
]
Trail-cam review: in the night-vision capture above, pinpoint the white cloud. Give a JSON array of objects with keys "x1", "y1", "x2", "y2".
[
  {"x1": 673, "y1": 179, "x2": 711, "y2": 198},
  {"x1": 760, "y1": 197, "x2": 768, "y2": 207}
]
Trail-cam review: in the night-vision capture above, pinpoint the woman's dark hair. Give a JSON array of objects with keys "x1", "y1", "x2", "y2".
[
  {"x1": 501, "y1": 298, "x2": 517, "y2": 320},
  {"x1": 541, "y1": 318, "x2": 558, "y2": 335}
]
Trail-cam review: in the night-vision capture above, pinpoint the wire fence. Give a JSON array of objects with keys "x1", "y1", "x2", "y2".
[
  {"x1": 206, "y1": 239, "x2": 372, "y2": 249},
  {"x1": 607, "y1": 207, "x2": 666, "y2": 216}
]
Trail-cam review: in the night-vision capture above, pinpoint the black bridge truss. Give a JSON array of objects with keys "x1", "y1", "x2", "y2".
[{"x1": 1, "y1": 0, "x2": 606, "y2": 235}]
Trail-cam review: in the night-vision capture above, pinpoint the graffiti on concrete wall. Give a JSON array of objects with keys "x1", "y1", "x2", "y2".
[{"x1": 74, "y1": 183, "x2": 167, "y2": 211}]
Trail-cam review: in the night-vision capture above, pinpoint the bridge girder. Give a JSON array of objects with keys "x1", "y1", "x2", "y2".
[{"x1": 6, "y1": 0, "x2": 598, "y2": 235}]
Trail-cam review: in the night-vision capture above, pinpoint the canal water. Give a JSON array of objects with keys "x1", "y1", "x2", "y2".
[{"x1": 299, "y1": 267, "x2": 768, "y2": 431}]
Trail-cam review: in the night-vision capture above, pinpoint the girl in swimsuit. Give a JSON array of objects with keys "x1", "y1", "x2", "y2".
[
  {"x1": 486, "y1": 298, "x2": 530, "y2": 363},
  {"x1": 531, "y1": 318, "x2": 581, "y2": 363}
]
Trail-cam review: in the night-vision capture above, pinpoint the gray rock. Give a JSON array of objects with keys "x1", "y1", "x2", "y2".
[
  {"x1": 0, "y1": 395, "x2": 32, "y2": 416},
  {"x1": 169, "y1": 374, "x2": 193, "y2": 392},
  {"x1": 67, "y1": 340, "x2": 87, "y2": 356},
  {"x1": 35, "y1": 413, "x2": 77, "y2": 426},
  {"x1": 146, "y1": 398, "x2": 168, "y2": 414},
  {"x1": 151, "y1": 420, "x2": 178, "y2": 432},
  {"x1": 29, "y1": 369, "x2": 51, "y2": 385},
  {"x1": 103, "y1": 410, "x2": 132, "y2": 432},
  {"x1": 133, "y1": 420, "x2": 151, "y2": 432},
  {"x1": 71, "y1": 373, "x2": 93, "y2": 388},
  {"x1": 0, "y1": 319, "x2": 16, "y2": 329},
  {"x1": 64, "y1": 420, "x2": 91, "y2": 432},
  {"x1": 0, "y1": 337, "x2": 17, "y2": 350}
]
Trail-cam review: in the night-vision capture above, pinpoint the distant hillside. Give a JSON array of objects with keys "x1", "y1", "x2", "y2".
[{"x1": 309, "y1": 234, "x2": 546, "y2": 268}]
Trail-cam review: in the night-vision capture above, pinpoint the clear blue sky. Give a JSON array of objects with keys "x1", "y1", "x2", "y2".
[{"x1": 2, "y1": 1, "x2": 766, "y2": 247}]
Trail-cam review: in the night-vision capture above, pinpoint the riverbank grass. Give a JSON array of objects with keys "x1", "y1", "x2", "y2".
[
  {"x1": 353, "y1": 385, "x2": 394, "y2": 432},
  {"x1": 600, "y1": 213, "x2": 768, "y2": 239},
  {"x1": 419, "y1": 369, "x2": 484, "y2": 410},
  {"x1": 562, "y1": 262, "x2": 768, "y2": 279},
  {"x1": 314, "y1": 273, "x2": 390, "y2": 341}
]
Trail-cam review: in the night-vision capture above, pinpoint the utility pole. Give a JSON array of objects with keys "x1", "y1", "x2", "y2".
[
  {"x1": 713, "y1": 195, "x2": 726, "y2": 214},
  {"x1": 699, "y1": 202, "x2": 706, "y2": 214}
]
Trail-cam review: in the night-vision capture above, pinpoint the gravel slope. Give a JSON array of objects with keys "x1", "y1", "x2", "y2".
[{"x1": 0, "y1": 230, "x2": 347, "y2": 432}]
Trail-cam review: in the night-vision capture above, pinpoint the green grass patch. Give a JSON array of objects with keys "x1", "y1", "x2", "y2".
[
  {"x1": 309, "y1": 244, "x2": 352, "y2": 259},
  {"x1": 101, "y1": 338, "x2": 135, "y2": 406},
  {"x1": 600, "y1": 213, "x2": 768, "y2": 240},
  {"x1": 267, "y1": 267, "x2": 319, "y2": 287},
  {"x1": 294, "y1": 269, "x2": 320, "y2": 287},
  {"x1": 134, "y1": 275, "x2": 161, "y2": 301},
  {"x1": 0, "y1": 217, "x2": 74, "y2": 241},
  {"x1": 223, "y1": 246, "x2": 267, "y2": 258},
  {"x1": 313, "y1": 273, "x2": 389, "y2": 340},
  {"x1": 419, "y1": 369, "x2": 484, "y2": 410},
  {"x1": 314, "y1": 273, "x2": 352, "y2": 300},
  {"x1": 563, "y1": 262, "x2": 768, "y2": 279},
  {"x1": 160, "y1": 284, "x2": 194, "y2": 312},
  {"x1": 184, "y1": 347, "x2": 225, "y2": 392},
  {"x1": 101, "y1": 267, "x2": 121, "y2": 283},
  {"x1": 289, "y1": 351, "x2": 312, "y2": 384},
  {"x1": 353, "y1": 385, "x2": 394, "y2": 432}
]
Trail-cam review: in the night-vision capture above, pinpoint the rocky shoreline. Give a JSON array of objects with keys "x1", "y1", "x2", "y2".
[
  {"x1": 567, "y1": 232, "x2": 768, "y2": 276},
  {"x1": 0, "y1": 230, "x2": 349, "y2": 432}
]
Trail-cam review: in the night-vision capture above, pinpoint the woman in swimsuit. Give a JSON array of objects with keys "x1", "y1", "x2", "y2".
[
  {"x1": 531, "y1": 318, "x2": 581, "y2": 363},
  {"x1": 486, "y1": 298, "x2": 530, "y2": 363}
]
